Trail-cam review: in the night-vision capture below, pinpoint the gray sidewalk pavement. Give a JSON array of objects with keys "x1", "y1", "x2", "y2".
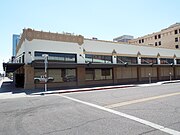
[
  {"x1": 1, "y1": 77, "x2": 180, "y2": 97},
  {"x1": 32, "y1": 79, "x2": 180, "y2": 95}
]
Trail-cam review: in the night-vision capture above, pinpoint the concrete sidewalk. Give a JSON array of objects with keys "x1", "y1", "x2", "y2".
[
  {"x1": 0, "y1": 77, "x2": 27, "y2": 99},
  {"x1": 31, "y1": 79, "x2": 180, "y2": 95},
  {"x1": 1, "y1": 76, "x2": 180, "y2": 97}
]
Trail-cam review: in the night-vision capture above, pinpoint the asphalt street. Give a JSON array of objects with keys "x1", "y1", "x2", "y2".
[{"x1": 0, "y1": 83, "x2": 180, "y2": 135}]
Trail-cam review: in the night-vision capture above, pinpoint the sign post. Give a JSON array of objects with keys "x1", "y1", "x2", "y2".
[{"x1": 42, "y1": 54, "x2": 48, "y2": 92}]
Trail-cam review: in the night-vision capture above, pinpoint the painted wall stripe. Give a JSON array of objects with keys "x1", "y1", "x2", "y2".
[{"x1": 61, "y1": 95, "x2": 180, "y2": 135}]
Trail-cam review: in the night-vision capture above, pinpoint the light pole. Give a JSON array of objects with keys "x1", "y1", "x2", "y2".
[{"x1": 42, "y1": 54, "x2": 48, "y2": 92}]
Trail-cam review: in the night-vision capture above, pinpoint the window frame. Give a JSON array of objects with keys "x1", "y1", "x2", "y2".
[
  {"x1": 34, "y1": 51, "x2": 77, "y2": 63},
  {"x1": 117, "y1": 56, "x2": 137, "y2": 64},
  {"x1": 85, "y1": 54, "x2": 112, "y2": 63},
  {"x1": 141, "y1": 57, "x2": 157, "y2": 64}
]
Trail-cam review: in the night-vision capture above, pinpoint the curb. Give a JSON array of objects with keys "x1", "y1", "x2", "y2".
[
  {"x1": 34, "y1": 85, "x2": 135, "y2": 95},
  {"x1": 161, "y1": 80, "x2": 180, "y2": 85}
]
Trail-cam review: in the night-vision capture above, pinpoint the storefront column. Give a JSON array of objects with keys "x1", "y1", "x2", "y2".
[
  {"x1": 113, "y1": 67, "x2": 118, "y2": 84},
  {"x1": 77, "y1": 66, "x2": 86, "y2": 87},
  {"x1": 173, "y1": 67, "x2": 177, "y2": 79},
  {"x1": 157, "y1": 67, "x2": 161, "y2": 81},
  {"x1": 137, "y1": 67, "x2": 142, "y2": 82},
  {"x1": 24, "y1": 65, "x2": 35, "y2": 89}
]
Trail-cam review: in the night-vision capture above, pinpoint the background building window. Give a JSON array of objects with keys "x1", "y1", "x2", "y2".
[
  {"x1": 159, "y1": 41, "x2": 161, "y2": 45},
  {"x1": 142, "y1": 39, "x2": 144, "y2": 43},
  {"x1": 175, "y1": 37, "x2": 178, "y2": 42},
  {"x1": 139, "y1": 40, "x2": 141, "y2": 43},
  {"x1": 155, "y1": 35, "x2": 157, "y2": 39},
  {"x1": 155, "y1": 42, "x2": 157, "y2": 46},
  {"x1": 175, "y1": 45, "x2": 179, "y2": 49},
  {"x1": 175, "y1": 30, "x2": 178, "y2": 34},
  {"x1": 158, "y1": 34, "x2": 161, "y2": 38}
]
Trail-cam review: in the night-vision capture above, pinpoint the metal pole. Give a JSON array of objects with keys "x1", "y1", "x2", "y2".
[
  {"x1": 149, "y1": 73, "x2": 151, "y2": 84},
  {"x1": 169, "y1": 72, "x2": 171, "y2": 81},
  {"x1": 42, "y1": 54, "x2": 48, "y2": 92}
]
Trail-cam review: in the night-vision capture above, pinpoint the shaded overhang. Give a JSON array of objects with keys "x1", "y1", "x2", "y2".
[
  {"x1": 3, "y1": 63, "x2": 25, "y2": 73},
  {"x1": 31, "y1": 60, "x2": 177, "y2": 69}
]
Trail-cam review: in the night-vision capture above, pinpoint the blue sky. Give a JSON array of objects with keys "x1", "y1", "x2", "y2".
[{"x1": 0, "y1": 0, "x2": 180, "y2": 73}]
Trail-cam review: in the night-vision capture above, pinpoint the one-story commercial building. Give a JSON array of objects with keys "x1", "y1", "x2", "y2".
[{"x1": 3, "y1": 28, "x2": 180, "y2": 89}]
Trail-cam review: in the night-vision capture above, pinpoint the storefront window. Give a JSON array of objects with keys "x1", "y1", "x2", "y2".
[
  {"x1": 141, "y1": 58, "x2": 157, "y2": 64},
  {"x1": 160, "y1": 58, "x2": 174, "y2": 64},
  {"x1": 86, "y1": 69, "x2": 94, "y2": 80},
  {"x1": 85, "y1": 68, "x2": 112, "y2": 80},
  {"x1": 85, "y1": 54, "x2": 112, "y2": 63},
  {"x1": 34, "y1": 51, "x2": 77, "y2": 63},
  {"x1": 177, "y1": 59, "x2": 180, "y2": 64},
  {"x1": 34, "y1": 68, "x2": 76, "y2": 83},
  {"x1": 117, "y1": 56, "x2": 137, "y2": 64}
]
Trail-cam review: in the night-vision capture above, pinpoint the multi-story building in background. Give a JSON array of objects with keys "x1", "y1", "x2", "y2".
[
  {"x1": 12, "y1": 34, "x2": 20, "y2": 56},
  {"x1": 129, "y1": 23, "x2": 180, "y2": 49},
  {"x1": 113, "y1": 35, "x2": 133, "y2": 43}
]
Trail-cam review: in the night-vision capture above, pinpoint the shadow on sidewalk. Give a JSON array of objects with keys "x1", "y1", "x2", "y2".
[{"x1": 0, "y1": 81, "x2": 24, "y2": 94}]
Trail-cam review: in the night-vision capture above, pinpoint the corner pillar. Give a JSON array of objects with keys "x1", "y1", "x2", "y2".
[
  {"x1": 157, "y1": 67, "x2": 161, "y2": 81},
  {"x1": 113, "y1": 67, "x2": 118, "y2": 84},
  {"x1": 137, "y1": 67, "x2": 142, "y2": 82},
  {"x1": 77, "y1": 66, "x2": 86, "y2": 87},
  {"x1": 24, "y1": 65, "x2": 35, "y2": 89}
]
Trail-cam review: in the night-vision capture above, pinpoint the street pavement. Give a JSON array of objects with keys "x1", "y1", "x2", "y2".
[{"x1": 0, "y1": 79, "x2": 180, "y2": 135}]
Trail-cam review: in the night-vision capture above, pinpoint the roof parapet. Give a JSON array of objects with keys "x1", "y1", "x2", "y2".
[{"x1": 16, "y1": 28, "x2": 84, "y2": 54}]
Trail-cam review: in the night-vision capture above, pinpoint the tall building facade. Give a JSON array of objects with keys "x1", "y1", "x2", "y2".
[
  {"x1": 129, "y1": 23, "x2": 180, "y2": 49},
  {"x1": 113, "y1": 35, "x2": 133, "y2": 43},
  {"x1": 12, "y1": 34, "x2": 20, "y2": 56}
]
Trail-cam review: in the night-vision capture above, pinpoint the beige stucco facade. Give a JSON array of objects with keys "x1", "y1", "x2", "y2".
[{"x1": 129, "y1": 23, "x2": 180, "y2": 49}]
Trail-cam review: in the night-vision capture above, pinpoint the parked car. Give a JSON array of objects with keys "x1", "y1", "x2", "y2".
[
  {"x1": 63, "y1": 75, "x2": 76, "y2": 82},
  {"x1": 34, "y1": 75, "x2": 54, "y2": 83}
]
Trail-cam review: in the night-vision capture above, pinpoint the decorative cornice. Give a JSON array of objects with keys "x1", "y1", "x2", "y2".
[
  {"x1": 137, "y1": 51, "x2": 141, "y2": 56},
  {"x1": 157, "y1": 53, "x2": 160, "y2": 57},
  {"x1": 16, "y1": 28, "x2": 84, "y2": 54}
]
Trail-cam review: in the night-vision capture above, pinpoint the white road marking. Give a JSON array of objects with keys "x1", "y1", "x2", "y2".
[
  {"x1": 61, "y1": 95, "x2": 180, "y2": 135},
  {"x1": 105, "y1": 92, "x2": 180, "y2": 108}
]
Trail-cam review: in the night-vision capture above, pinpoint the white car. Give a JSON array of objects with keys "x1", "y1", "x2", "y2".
[{"x1": 34, "y1": 75, "x2": 54, "y2": 83}]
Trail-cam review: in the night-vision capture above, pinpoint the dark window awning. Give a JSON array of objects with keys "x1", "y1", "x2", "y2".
[{"x1": 3, "y1": 63, "x2": 25, "y2": 73}]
